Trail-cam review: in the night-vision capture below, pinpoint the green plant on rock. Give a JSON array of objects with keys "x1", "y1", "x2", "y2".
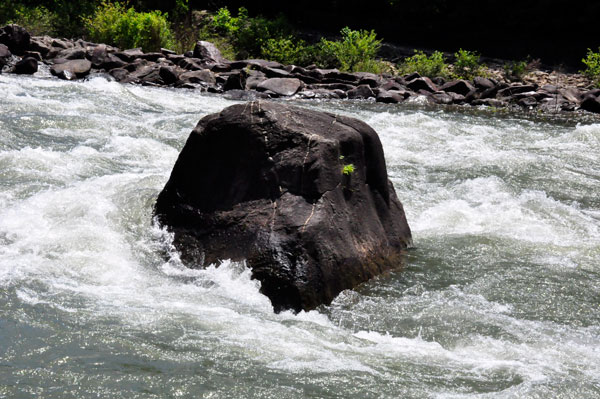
[
  {"x1": 453, "y1": 48, "x2": 483, "y2": 79},
  {"x1": 399, "y1": 50, "x2": 449, "y2": 78},
  {"x1": 342, "y1": 163, "x2": 356, "y2": 175},
  {"x1": 581, "y1": 48, "x2": 600, "y2": 87},
  {"x1": 319, "y1": 27, "x2": 382, "y2": 72},
  {"x1": 84, "y1": 2, "x2": 175, "y2": 52},
  {"x1": 503, "y1": 59, "x2": 528, "y2": 81}
]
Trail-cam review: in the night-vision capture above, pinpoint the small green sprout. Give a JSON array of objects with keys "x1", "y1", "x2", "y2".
[{"x1": 342, "y1": 163, "x2": 355, "y2": 175}]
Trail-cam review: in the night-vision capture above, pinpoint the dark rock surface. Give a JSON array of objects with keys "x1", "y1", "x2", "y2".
[
  {"x1": 0, "y1": 24, "x2": 30, "y2": 55},
  {"x1": 14, "y1": 57, "x2": 37, "y2": 74},
  {"x1": 257, "y1": 77, "x2": 303, "y2": 96},
  {"x1": 154, "y1": 101, "x2": 413, "y2": 313},
  {"x1": 193, "y1": 40, "x2": 226, "y2": 64}
]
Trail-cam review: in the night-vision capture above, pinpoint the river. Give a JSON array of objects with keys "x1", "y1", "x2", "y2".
[{"x1": 1, "y1": 74, "x2": 599, "y2": 398}]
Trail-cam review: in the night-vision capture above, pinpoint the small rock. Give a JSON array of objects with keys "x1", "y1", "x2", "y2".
[
  {"x1": 497, "y1": 84, "x2": 537, "y2": 97},
  {"x1": 440, "y1": 80, "x2": 475, "y2": 96},
  {"x1": 347, "y1": 84, "x2": 376, "y2": 99},
  {"x1": 580, "y1": 95, "x2": 600, "y2": 113},
  {"x1": 159, "y1": 66, "x2": 179, "y2": 85},
  {"x1": 224, "y1": 70, "x2": 247, "y2": 91},
  {"x1": 178, "y1": 69, "x2": 216, "y2": 85},
  {"x1": 22, "y1": 50, "x2": 42, "y2": 61},
  {"x1": 473, "y1": 76, "x2": 495, "y2": 90},
  {"x1": 376, "y1": 89, "x2": 404, "y2": 103},
  {"x1": 0, "y1": 43, "x2": 11, "y2": 67},
  {"x1": 428, "y1": 92, "x2": 453, "y2": 104},
  {"x1": 406, "y1": 77, "x2": 438, "y2": 93}
]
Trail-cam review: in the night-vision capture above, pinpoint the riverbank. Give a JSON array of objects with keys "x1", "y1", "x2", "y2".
[{"x1": 2, "y1": 24, "x2": 600, "y2": 117}]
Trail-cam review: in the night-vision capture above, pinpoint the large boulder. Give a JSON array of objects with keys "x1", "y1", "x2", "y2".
[
  {"x1": 154, "y1": 101, "x2": 412, "y2": 312},
  {"x1": 0, "y1": 24, "x2": 30, "y2": 55}
]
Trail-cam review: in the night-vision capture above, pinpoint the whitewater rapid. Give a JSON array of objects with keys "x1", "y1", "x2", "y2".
[{"x1": 1, "y1": 74, "x2": 599, "y2": 398}]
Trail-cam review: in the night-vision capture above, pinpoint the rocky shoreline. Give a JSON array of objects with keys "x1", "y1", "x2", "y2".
[{"x1": 2, "y1": 24, "x2": 600, "y2": 116}]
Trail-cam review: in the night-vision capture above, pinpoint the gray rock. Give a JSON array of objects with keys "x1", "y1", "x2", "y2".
[
  {"x1": 50, "y1": 59, "x2": 92, "y2": 80},
  {"x1": 347, "y1": 84, "x2": 376, "y2": 99},
  {"x1": 193, "y1": 41, "x2": 226, "y2": 63},
  {"x1": 257, "y1": 77, "x2": 303, "y2": 96}
]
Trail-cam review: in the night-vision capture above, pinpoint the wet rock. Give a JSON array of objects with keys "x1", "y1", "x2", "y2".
[
  {"x1": 357, "y1": 72, "x2": 383, "y2": 88},
  {"x1": 558, "y1": 87, "x2": 583, "y2": 104},
  {"x1": 257, "y1": 77, "x2": 303, "y2": 96},
  {"x1": 159, "y1": 66, "x2": 179, "y2": 85},
  {"x1": 308, "y1": 83, "x2": 356, "y2": 92},
  {"x1": 0, "y1": 24, "x2": 30, "y2": 55},
  {"x1": 472, "y1": 98, "x2": 508, "y2": 107},
  {"x1": 224, "y1": 70, "x2": 247, "y2": 91},
  {"x1": 23, "y1": 50, "x2": 42, "y2": 61},
  {"x1": 139, "y1": 52, "x2": 164, "y2": 62},
  {"x1": 54, "y1": 47, "x2": 86, "y2": 61},
  {"x1": 473, "y1": 76, "x2": 495, "y2": 90},
  {"x1": 193, "y1": 41, "x2": 226, "y2": 63},
  {"x1": 154, "y1": 101, "x2": 412, "y2": 313},
  {"x1": 50, "y1": 59, "x2": 92, "y2": 80},
  {"x1": 245, "y1": 70, "x2": 267, "y2": 90},
  {"x1": 178, "y1": 57, "x2": 204, "y2": 71},
  {"x1": 109, "y1": 68, "x2": 132, "y2": 82},
  {"x1": 100, "y1": 54, "x2": 127, "y2": 71},
  {"x1": 376, "y1": 89, "x2": 405, "y2": 103},
  {"x1": 517, "y1": 96, "x2": 537, "y2": 107},
  {"x1": 497, "y1": 84, "x2": 537, "y2": 97},
  {"x1": 428, "y1": 91, "x2": 453, "y2": 104},
  {"x1": 440, "y1": 80, "x2": 475, "y2": 96},
  {"x1": 178, "y1": 69, "x2": 216, "y2": 85},
  {"x1": 13, "y1": 57, "x2": 37, "y2": 74},
  {"x1": 0, "y1": 43, "x2": 11, "y2": 67},
  {"x1": 580, "y1": 95, "x2": 600, "y2": 113},
  {"x1": 115, "y1": 48, "x2": 144, "y2": 63},
  {"x1": 28, "y1": 36, "x2": 51, "y2": 58},
  {"x1": 406, "y1": 77, "x2": 438, "y2": 93},
  {"x1": 347, "y1": 84, "x2": 376, "y2": 99}
]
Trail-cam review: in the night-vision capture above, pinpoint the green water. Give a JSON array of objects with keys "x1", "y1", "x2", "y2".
[{"x1": 1, "y1": 74, "x2": 599, "y2": 398}]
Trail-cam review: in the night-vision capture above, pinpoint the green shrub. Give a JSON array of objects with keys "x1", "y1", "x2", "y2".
[
  {"x1": 207, "y1": 7, "x2": 292, "y2": 59},
  {"x1": 261, "y1": 37, "x2": 313, "y2": 66},
  {"x1": 581, "y1": 48, "x2": 600, "y2": 86},
  {"x1": 453, "y1": 48, "x2": 483, "y2": 79},
  {"x1": 1, "y1": 4, "x2": 58, "y2": 36},
  {"x1": 85, "y1": 2, "x2": 175, "y2": 52},
  {"x1": 399, "y1": 50, "x2": 449, "y2": 78},
  {"x1": 503, "y1": 59, "x2": 528, "y2": 81},
  {"x1": 319, "y1": 27, "x2": 382, "y2": 72}
]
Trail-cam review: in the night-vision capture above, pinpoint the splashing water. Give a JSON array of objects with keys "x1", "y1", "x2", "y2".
[{"x1": 1, "y1": 74, "x2": 599, "y2": 398}]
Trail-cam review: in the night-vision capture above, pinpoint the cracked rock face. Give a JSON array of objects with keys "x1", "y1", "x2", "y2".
[{"x1": 154, "y1": 101, "x2": 412, "y2": 312}]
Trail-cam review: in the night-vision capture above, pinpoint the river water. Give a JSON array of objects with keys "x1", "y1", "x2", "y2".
[{"x1": 1, "y1": 74, "x2": 599, "y2": 398}]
